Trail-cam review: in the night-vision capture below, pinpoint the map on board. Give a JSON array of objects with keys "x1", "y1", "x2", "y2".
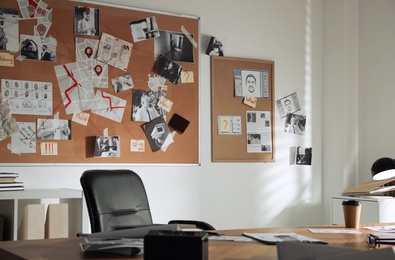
[
  {"x1": 75, "y1": 37, "x2": 108, "y2": 88},
  {"x1": 90, "y1": 90, "x2": 126, "y2": 123},
  {"x1": 54, "y1": 62, "x2": 95, "y2": 114}
]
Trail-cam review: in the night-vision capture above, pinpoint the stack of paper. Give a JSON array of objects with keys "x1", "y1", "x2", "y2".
[{"x1": 0, "y1": 172, "x2": 24, "y2": 191}]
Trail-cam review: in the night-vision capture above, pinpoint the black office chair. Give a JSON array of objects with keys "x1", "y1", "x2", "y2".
[{"x1": 80, "y1": 169, "x2": 215, "y2": 233}]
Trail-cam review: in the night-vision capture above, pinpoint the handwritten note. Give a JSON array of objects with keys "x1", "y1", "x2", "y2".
[
  {"x1": 244, "y1": 95, "x2": 257, "y2": 108},
  {"x1": 130, "y1": 140, "x2": 145, "y2": 152},
  {"x1": 0, "y1": 53, "x2": 14, "y2": 67},
  {"x1": 72, "y1": 110, "x2": 90, "y2": 126}
]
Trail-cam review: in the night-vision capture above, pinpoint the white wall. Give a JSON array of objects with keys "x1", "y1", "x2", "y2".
[
  {"x1": 358, "y1": 0, "x2": 395, "y2": 183},
  {"x1": 3, "y1": 0, "x2": 332, "y2": 231}
]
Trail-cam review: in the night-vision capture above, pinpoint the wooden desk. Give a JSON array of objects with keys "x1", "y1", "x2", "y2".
[{"x1": 0, "y1": 225, "x2": 384, "y2": 260}]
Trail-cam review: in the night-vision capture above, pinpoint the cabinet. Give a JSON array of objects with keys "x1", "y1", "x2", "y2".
[
  {"x1": 0, "y1": 189, "x2": 83, "y2": 241},
  {"x1": 332, "y1": 195, "x2": 395, "y2": 225}
]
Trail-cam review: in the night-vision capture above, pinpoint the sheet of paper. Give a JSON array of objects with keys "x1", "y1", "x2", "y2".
[
  {"x1": 364, "y1": 225, "x2": 395, "y2": 232},
  {"x1": 96, "y1": 32, "x2": 133, "y2": 71},
  {"x1": 246, "y1": 111, "x2": 272, "y2": 153},
  {"x1": 308, "y1": 228, "x2": 362, "y2": 234}
]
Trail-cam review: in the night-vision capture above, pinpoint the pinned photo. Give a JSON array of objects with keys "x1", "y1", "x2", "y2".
[
  {"x1": 205, "y1": 36, "x2": 224, "y2": 56},
  {"x1": 132, "y1": 89, "x2": 167, "y2": 122},
  {"x1": 94, "y1": 135, "x2": 120, "y2": 157},
  {"x1": 155, "y1": 54, "x2": 183, "y2": 85},
  {"x1": 276, "y1": 92, "x2": 301, "y2": 120},
  {"x1": 37, "y1": 119, "x2": 71, "y2": 140},
  {"x1": 74, "y1": 6, "x2": 100, "y2": 36},
  {"x1": 20, "y1": 34, "x2": 57, "y2": 62},
  {"x1": 291, "y1": 146, "x2": 312, "y2": 166},
  {"x1": 129, "y1": 16, "x2": 160, "y2": 42},
  {"x1": 111, "y1": 74, "x2": 134, "y2": 93},
  {"x1": 284, "y1": 113, "x2": 306, "y2": 135},
  {"x1": 143, "y1": 116, "x2": 170, "y2": 152},
  {"x1": 0, "y1": 8, "x2": 19, "y2": 52},
  {"x1": 234, "y1": 69, "x2": 269, "y2": 99},
  {"x1": 154, "y1": 30, "x2": 194, "y2": 63}
]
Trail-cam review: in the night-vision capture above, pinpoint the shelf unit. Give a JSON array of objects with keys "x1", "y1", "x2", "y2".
[{"x1": 0, "y1": 189, "x2": 83, "y2": 241}]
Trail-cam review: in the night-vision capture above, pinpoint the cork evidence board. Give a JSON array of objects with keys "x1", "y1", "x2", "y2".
[
  {"x1": 0, "y1": 0, "x2": 200, "y2": 164},
  {"x1": 211, "y1": 56, "x2": 275, "y2": 162}
]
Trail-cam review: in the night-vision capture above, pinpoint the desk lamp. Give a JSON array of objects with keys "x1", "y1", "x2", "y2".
[{"x1": 371, "y1": 157, "x2": 395, "y2": 180}]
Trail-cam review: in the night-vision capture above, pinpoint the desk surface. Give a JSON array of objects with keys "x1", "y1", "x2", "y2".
[{"x1": 0, "y1": 225, "x2": 385, "y2": 260}]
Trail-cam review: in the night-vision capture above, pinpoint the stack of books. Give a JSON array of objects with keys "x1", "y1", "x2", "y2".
[{"x1": 0, "y1": 173, "x2": 24, "y2": 191}]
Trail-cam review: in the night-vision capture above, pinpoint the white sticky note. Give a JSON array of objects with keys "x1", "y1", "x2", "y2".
[
  {"x1": 130, "y1": 140, "x2": 145, "y2": 152},
  {"x1": 181, "y1": 71, "x2": 194, "y2": 83},
  {"x1": 40, "y1": 142, "x2": 58, "y2": 155},
  {"x1": 219, "y1": 116, "x2": 231, "y2": 133},
  {"x1": 0, "y1": 53, "x2": 14, "y2": 67},
  {"x1": 157, "y1": 96, "x2": 173, "y2": 112},
  {"x1": 72, "y1": 110, "x2": 90, "y2": 126}
]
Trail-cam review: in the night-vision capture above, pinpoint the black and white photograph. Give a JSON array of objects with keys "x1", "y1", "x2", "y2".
[
  {"x1": 0, "y1": 8, "x2": 19, "y2": 52},
  {"x1": 20, "y1": 34, "x2": 57, "y2": 62},
  {"x1": 234, "y1": 69, "x2": 269, "y2": 99},
  {"x1": 36, "y1": 119, "x2": 71, "y2": 140},
  {"x1": 94, "y1": 135, "x2": 120, "y2": 157},
  {"x1": 205, "y1": 36, "x2": 224, "y2": 56},
  {"x1": 132, "y1": 89, "x2": 167, "y2": 122},
  {"x1": 284, "y1": 113, "x2": 306, "y2": 135},
  {"x1": 155, "y1": 54, "x2": 183, "y2": 85},
  {"x1": 74, "y1": 6, "x2": 100, "y2": 36},
  {"x1": 276, "y1": 92, "x2": 302, "y2": 120},
  {"x1": 143, "y1": 115, "x2": 170, "y2": 152},
  {"x1": 111, "y1": 74, "x2": 134, "y2": 93},
  {"x1": 154, "y1": 30, "x2": 194, "y2": 63},
  {"x1": 294, "y1": 146, "x2": 312, "y2": 165},
  {"x1": 129, "y1": 16, "x2": 160, "y2": 42}
]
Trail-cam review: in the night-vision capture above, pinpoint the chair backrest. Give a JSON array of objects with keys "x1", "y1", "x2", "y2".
[{"x1": 80, "y1": 169, "x2": 153, "y2": 233}]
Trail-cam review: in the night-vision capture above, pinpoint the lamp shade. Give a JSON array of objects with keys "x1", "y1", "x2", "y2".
[{"x1": 371, "y1": 157, "x2": 395, "y2": 180}]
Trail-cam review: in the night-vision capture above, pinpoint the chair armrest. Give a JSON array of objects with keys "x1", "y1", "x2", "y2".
[{"x1": 168, "y1": 220, "x2": 215, "y2": 230}]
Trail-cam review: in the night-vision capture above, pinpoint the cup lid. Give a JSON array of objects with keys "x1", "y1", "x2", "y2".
[{"x1": 342, "y1": 200, "x2": 360, "y2": 206}]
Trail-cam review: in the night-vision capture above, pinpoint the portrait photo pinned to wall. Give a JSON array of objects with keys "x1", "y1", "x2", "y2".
[
  {"x1": 0, "y1": 8, "x2": 19, "y2": 52},
  {"x1": 131, "y1": 89, "x2": 167, "y2": 122},
  {"x1": 155, "y1": 54, "x2": 183, "y2": 85},
  {"x1": 129, "y1": 16, "x2": 160, "y2": 42},
  {"x1": 36, "y1": 119, "x2": 71, "y2": 140},
  {"x1": 205, "y1": 36, "x2": 224, "y2": 56},
  {"x1": 234, "y1": 69, "x2": 269, "y2": 99},
  {"x1": 74, "y1": 6, "x2": 100, "y2": 36},
  {"x1": 284, "y1": 113, "x2": 306, "y2": 135},
  {"x1": 154, "y1": 30, "x2": 194, "y2": 63},
  {"x1": 276, "y1": 92, "x2": 301, "y2": 120}
]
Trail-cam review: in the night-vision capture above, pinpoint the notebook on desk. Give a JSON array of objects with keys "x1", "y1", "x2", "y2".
[{"x1": 242, "y1": 232, "x2": 327, "y2": 245}]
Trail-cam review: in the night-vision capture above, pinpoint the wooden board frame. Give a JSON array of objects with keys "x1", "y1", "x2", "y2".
[
  {"x1": 0, "y1": 0, "x2": 200, "y2": 165},
  {"x1": 211, "y1": 56, "x2": 275, "y2": 162}
]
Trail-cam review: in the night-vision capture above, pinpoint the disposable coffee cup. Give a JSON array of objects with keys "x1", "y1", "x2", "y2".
[{"x1": 342, "y1": 200, "x2": 361, "y2": 228}]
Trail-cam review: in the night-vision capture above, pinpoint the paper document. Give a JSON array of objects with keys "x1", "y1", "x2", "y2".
[
  {"x1": 341, "y1": 177, "x2": 395, "y2": 196},
  {"x1": 242, "y1": 232, "x2": 327, "y2": 245}
]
